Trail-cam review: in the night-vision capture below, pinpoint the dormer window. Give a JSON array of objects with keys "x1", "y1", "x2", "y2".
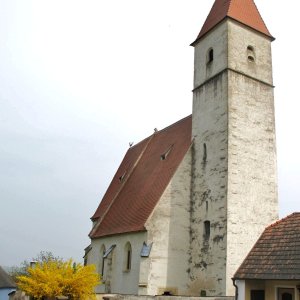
[
  {"x1": 207, "y1": 48, "x2": 214, "y2": 64},
  {"x1": 161, "y1": 145, "x2": 174, "y2": 161},
  {"x1": 119, "y1": 171, "x2": 127, "y2": 183},
  {"x1": 247, "y1": 45, "x2": 255, "y2": 62}
]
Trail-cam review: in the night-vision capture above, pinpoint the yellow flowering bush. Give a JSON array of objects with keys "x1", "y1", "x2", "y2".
[{"x1": 17, "y1": 260, "x2": 100, "y2": 300}]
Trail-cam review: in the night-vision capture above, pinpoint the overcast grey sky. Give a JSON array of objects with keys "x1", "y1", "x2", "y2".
[{"x1": 0, "y1": 0, "x2": 299, "y2": 266}]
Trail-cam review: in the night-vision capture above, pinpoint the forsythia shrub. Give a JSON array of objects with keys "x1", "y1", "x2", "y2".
[{"x1": 17, "y1": 260, "x2": 100, "y2": 300}]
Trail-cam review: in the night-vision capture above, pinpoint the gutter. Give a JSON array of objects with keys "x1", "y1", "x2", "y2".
[{"x1": 232, "y1": 278, "x2": 238, "y2": 300}]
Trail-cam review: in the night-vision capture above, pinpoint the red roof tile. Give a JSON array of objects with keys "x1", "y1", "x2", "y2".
[
  {"x1": 90, "y1": 115, "x2": 192, "y2": 238},
  {"x1": 192, "y1": 0, "x2": 274, "y2": 45},
  {"x1": 234, "y1": 213, "x2": 300, "y2": 280}
]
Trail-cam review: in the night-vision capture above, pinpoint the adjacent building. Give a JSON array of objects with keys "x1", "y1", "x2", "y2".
[{"x1": 234, "y1": 213, "x2": 300, "y2": 300}]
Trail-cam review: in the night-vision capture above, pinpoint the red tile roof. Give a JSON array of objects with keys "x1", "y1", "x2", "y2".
[
  {"x1": 192, "y1": 0, "x2": 274, "y2": 45},
  {"x1": 90, "y1": 115, "x2": 192, "y2": 238},
  {"x1": 234, "y1": 213, "x2": 300, "y2": 280}
]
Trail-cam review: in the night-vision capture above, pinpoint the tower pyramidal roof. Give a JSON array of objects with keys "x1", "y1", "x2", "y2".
[{"x1": 192, "y1": 0, "x2": 274, "y2": 45}]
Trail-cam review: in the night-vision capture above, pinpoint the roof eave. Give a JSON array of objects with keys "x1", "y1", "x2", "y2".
[{"x1": 90, "y1": 228, "x2": 147, "y2": 240}]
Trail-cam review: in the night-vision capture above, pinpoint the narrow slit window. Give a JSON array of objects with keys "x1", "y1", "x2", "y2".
[
  {"x1": 204, "y1": 220, "x2": 210, "y2": 240},
  {"x1": 207, "y1": 48, "x2": 214, "y2": 64},
  {"x1": 100, "y1": 245, "x2": 106, "y2": 276},
  {"x1": 124, "y1": 242, "x2": 132, "y2": 271},
  {"x1": 127, "y1": 249, "x2": 131, "y2": 270},
  {"x1": 203, "y1": 143, "x2": 207, "y2": 162}
]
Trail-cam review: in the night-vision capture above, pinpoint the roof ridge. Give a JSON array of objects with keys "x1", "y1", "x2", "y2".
[
  {"x1": 155, "y1": 115, "x2": 192, "y2": 134},
  {"x1": 124, "y1": 115, "x2": 192, "y2": 151},
  {"x1": 89, "y1": 133, "x2": 155, "y2": 238},
  {"x1": 267, "y1": 212, "x2": 300, "y2": 229}
]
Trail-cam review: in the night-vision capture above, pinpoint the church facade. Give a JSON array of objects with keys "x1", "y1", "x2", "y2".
[{"x1": 86, "y1": 0, "x2": 278, "y2": 297}]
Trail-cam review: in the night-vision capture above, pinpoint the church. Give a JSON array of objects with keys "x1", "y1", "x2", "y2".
[{"x1": 85, "y1": 0, "x2": 279, "y2": 297}]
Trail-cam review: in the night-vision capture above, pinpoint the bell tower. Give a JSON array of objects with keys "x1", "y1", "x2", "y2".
[{"x1": 189, "y1": 0, "x2": 278, "y2": 296}]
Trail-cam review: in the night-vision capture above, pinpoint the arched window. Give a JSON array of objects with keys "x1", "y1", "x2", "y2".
[
  {"x1": 207, "y1": 48, "x2": 214, "y2": 64},
  {"x1": 124, "y1": 242, "x2": 132, "y2": 271},
  {"x1": 100, "y1": 244, "x2": 106, "y2": 276}
]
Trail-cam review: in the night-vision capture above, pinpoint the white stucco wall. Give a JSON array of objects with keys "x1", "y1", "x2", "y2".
[
  {"x1": 191, "y1": 71, "x2": 229, "y2": 296},
  {"x1": 88, "y1": 232, "x2": 147, "y2": 294},
  {"x1": 145, "y1": 148, "x2": 192, "y2": 296}
]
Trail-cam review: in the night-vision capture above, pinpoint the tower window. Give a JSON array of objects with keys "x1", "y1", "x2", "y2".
[
  {"x1": 248, "y1": 56, "x2": 255, "y2": 62},
  {"x1": 204, "y1": 220, "x2": 210, "y2": 240},
  {"x1": 247, "y1": 45, "x2": 255, "y2": 62},
  {"x1": 207, "y1": 48, "x2": 214, "y2": 64}
]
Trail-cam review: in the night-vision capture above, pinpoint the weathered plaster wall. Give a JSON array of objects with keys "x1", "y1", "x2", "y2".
[
  {"x1": 145, "y1": 148, "x2": 192, "y2": 296},
  {"x1": 193, "y1": 22, "x2": 228, "y2": 88},
  {"x1": 228, "y1": 20, "x2": 273, "y2": 85},
  {"x1": 226, "y1": 21, "x2": 278, "y2": 296},
  {"x1": 191, "y1": 70, "x2": 228, "y2": 296},
  {"x1": 191, "y1": 19, "x2": 278, "y2": 297},
  {"x1": 191, "y1": 20, "x2": 229, "y2": 298},
  {"x1": 226, "y1": 71, "x2": 278, "y2": 295},
  {"x1": 89, "y1": 232, "x2": 147, "y2": 294}
]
